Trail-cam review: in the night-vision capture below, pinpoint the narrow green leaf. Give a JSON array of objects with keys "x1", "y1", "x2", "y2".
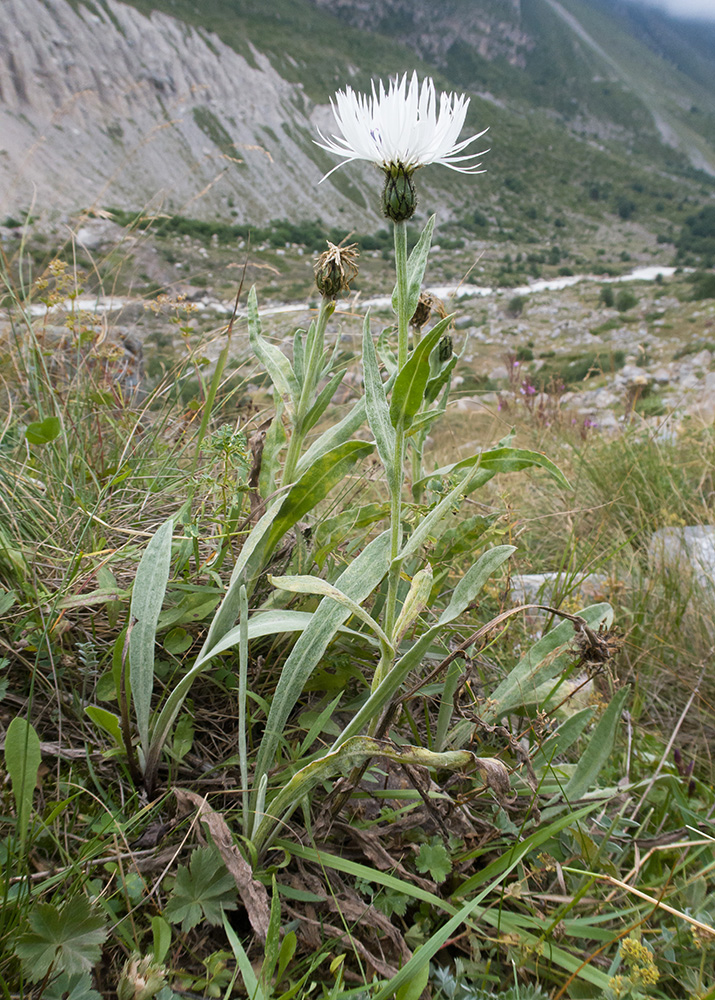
[
  {"x1": 223, "y1": 912, "x2": 266, "y2": 1000},
  {"x1": 129, "y1": 517, "x2": 174, "y2": 760},
  {"x1": 269, "y1": 574, "x2": 393, "y2": 650},
  {"x1": 438, "y1": 546, "x2": 515, "y2": 625},
  {"x1": 248, "y1": 286, "x2": 299, "y2": 410},
  {"x1": 263, "y1": 440, "x2": 374, "y2": 556},
  {"x1": 562, "y1": 686, "x2": 630, "y2": 803},
  {"x1": 301, "y1": 370, "x2": 345, "y2": 434},
  {"x1": 362, "y1": 314, "x2": 397, "y2": 493},
  {"x1": 391, "y1": 215, "x2": 435, "y2": 320},
  {"x1": 151, "y1": 915, "x2": 172, "y2": 964},
  {"x1": 415, "y1": 445, "x2": 571, "y2": 494},
  {"x1": 295, "y1": 395, "x2": 367, "y2": 477},
  {"x1": 389, "y1": 318, "x2": 451, "y2": 429},
  {"x1": 424, "y1": 353, "x2": 457, "y2": 406},
  {"x1": 531, "y1": 707, "x2": 595, "y2": 770},
  {"x1": 4, "y1": 717, "x2": 41, "y2": 847},
  {"x1": 0, "y1": 589, "x2": 17, "y2": 615}
]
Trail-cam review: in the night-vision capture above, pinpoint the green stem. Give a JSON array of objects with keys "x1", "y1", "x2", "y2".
[
  {"x1": 281, "y1": 297, "x2": 334, "y2": 485},
  {"x1": 379, "y1": 220, "x2": 411, "y2": 661},
  {"x1": 394, "y1": 221, "x2": 409, "y2": 369}
]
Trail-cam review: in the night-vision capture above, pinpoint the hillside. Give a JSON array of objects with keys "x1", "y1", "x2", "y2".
[{"x1": 0, "y1": 0, "x2": 714, "y2": 229}]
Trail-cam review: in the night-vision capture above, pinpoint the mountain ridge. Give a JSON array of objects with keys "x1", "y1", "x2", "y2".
[{"x1": 0, "y1": 0, "x2": 713, "y2": 227}]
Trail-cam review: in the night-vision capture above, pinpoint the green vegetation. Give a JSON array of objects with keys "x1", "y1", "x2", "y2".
[
  {"x1": 1, "y1": 206, "x2": 714, "y2": 1000},
  {"x1": 532, "y1": 348, "x2": 627, "y2": 389}
]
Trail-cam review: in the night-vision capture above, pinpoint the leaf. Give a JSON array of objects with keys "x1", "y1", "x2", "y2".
[
  {"x1": 302, "y1": 370, "x2": 345, "y2": 434},
  {"x1": 24, "y1": 416, "x2": 61, "y2": 445},
  {"x1": 438, "y1": 546, "x2": 515, "y2": 625},
  {"x1": 44, "y1": 972, "x2": 102, "y2": 1000},
  {"x1": 269, "y1": 573, "x2": 392, "y2": 650},
  {"x1": 389, "y1": 318, "x2": 450, "y2": 429},
  {"x1": 15, "y1": 897, "x2": 107, "y2": 981},
  {"x1": 151, "y1": 915, "x2": 172, "y2": 964},
  {"x1": 561, "y1": 686, "x2": 630, "y2": 803},
  {"x1": 4, "y1": 716, "x2": 41, "y2": 847},
  {"x1": 129, "y1": 517, "x2": 174, "y2": 760},
  {"x1": 248, "y1": 286, "x2": 299, "y2": 410},
  {"x1": 84, "y1": 706, "x2": 123, "y2": 749},
  {"x1": 415, "y1": 445, "x2": 571, "y2": 494},
  {"x1": 485, "y1": 603, "x2": 613, "y2": 721},
  {"x1": 362, "y1": 314, "x2": 397, "y2": 493},
  {"x1": 415, "y1": 838, "x2": 452, "y2": 883},
  {"x1": 391, "y1": 215, "x2": 435, "y2": 320},
  {"x1": 0, "y1": 589, "x2": 17, "y2": 615},
  {"x1": 263, "y1": 440, "x2": 374, "y2": 558},
  {"x1": 163, "y1": 845, "x2": 238, "y2": 932},
  {"x1": 424, "y1": 353, "x2": 457, "y2": 406}
]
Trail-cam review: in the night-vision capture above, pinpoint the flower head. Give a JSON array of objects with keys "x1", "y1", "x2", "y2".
[
  {"x1": 314, "y1": 241, "x2": 360, "y2": 299},
  {"x1": 316, "y1": 73, "x2": 488, "y2": 183}
]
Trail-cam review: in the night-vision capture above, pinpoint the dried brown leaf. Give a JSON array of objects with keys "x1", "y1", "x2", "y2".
[{"x1": 174, "y1": 788, "x2": 270, "y2": 941}]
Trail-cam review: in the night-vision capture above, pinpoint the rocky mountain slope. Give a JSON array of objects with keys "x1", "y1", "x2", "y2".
[{"x1": 1, "y1": 0, "x2": 714, "y2": 225}]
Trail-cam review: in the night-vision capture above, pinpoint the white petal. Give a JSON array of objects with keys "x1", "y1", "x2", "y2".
[{"x1": 315, "y1": 74, "x2": 489, "y2": 179}]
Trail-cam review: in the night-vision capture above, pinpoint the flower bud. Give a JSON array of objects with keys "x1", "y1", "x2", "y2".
[
  {"x1": 382, "y1": 163, "x2": 417, "y2": 222},
  {"x1": 314, "y1": 241, "x2": 359, "y2": 299}
]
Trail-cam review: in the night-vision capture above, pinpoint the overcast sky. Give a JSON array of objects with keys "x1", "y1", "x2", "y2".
[{"x1": 633, "y1": 0, "x2": 715, "y2": 18}]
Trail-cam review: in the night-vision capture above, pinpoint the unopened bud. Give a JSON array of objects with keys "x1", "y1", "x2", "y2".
[
  {"x1": 314, "y1": 241, "x2": 359, "y2": 300},
  {"x1": 382, "y1": 163, "x2": 417, "y2": 223}
]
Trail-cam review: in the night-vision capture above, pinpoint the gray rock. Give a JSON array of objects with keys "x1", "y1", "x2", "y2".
[{"x1": 649, "y1": 525, "x2": 715, "y2": 593}]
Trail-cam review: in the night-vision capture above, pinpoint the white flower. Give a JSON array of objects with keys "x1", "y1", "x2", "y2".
[{"x1": 315, "y1": 72, "x2": 488, "y2": 181}]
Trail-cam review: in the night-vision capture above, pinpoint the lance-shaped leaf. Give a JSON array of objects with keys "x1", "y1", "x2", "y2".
[
  {"x1": 251, "y1": 735, "x2": 506, "y2": 852},
  {"x1": 251, "y1": 532, "x2": 391, "y2": 814},
  {"x1": 301, "y1": 370, "x2": 345, "y2": 434},
  {"x1": 270, "y1": 573, "x2": 392, "y2": 650},
  {"x1": 560, "y1": 686, "x2": 629, "y2": 804},
  {"x1": 391, "y1": 215, "x2": 435, "y2": 321},
  {"x1": 129, "y1": 517, "x2": 174, "y2": 760},
  {"x1": 263, "y1": 440, "x2": 373, "y2": 556},
  {"x1": 389, "y1": 317, "x2": 451, "y2": 430},
  {"x1": 362, "y1": 314, "x2": 397, "y2": 493},
  {"x1": 424, "y1": 354, "x2": 457, "y2": 406},
  {"x1": 4, "y1": 717, "x2": 41, "y2": 848},
  {"x1": 248, "y1": 286, "x2": 299, "y2": 411},
  {"x1": 414, "y1": 445, "x2": 571, "y2": 495}
]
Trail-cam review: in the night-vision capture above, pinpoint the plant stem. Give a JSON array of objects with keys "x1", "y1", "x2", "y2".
[
  {"x1": 379, "y1": 220, "x2": 410, "y2": 675},
  {"x1": 281, "y1": 297, "x2": 334, "y2": 485},
  {"x1": 394, "y1": 220, "x2": 409, "y2": 369}
]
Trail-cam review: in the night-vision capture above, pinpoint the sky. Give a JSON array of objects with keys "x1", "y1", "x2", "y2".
[{"x1": 634, "y1": 0, "x2": 715, "y2": 18}]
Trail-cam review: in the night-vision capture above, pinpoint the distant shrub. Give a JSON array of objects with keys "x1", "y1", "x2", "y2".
[
  {"x1": 617, "y1": 197, "x2": 636, "y2": 220},
  {"x1": 616, "y1": 289, "x2": 638, "y2": 312},
  {"x1": 600, "y1": 286, "x2": 615, "y2": 307},
  {"x1": 516, "y1": 345, "x2": 534, "y2": 361},
  {"x1": 558, "y1": 266, "x2": 573, "y2": 276},
  {"x1": 507, "y1": 295, "x2": 526, "y2": 316},
  {"x1": 533, "y1": 349, "x2": 626, "y2": 390},
  {"x1": 677, "y1": 205, "x2": 715, "y2": 263},
  {"x1": 690, "y1": 272, "x2": 715, "y2": 300}
]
